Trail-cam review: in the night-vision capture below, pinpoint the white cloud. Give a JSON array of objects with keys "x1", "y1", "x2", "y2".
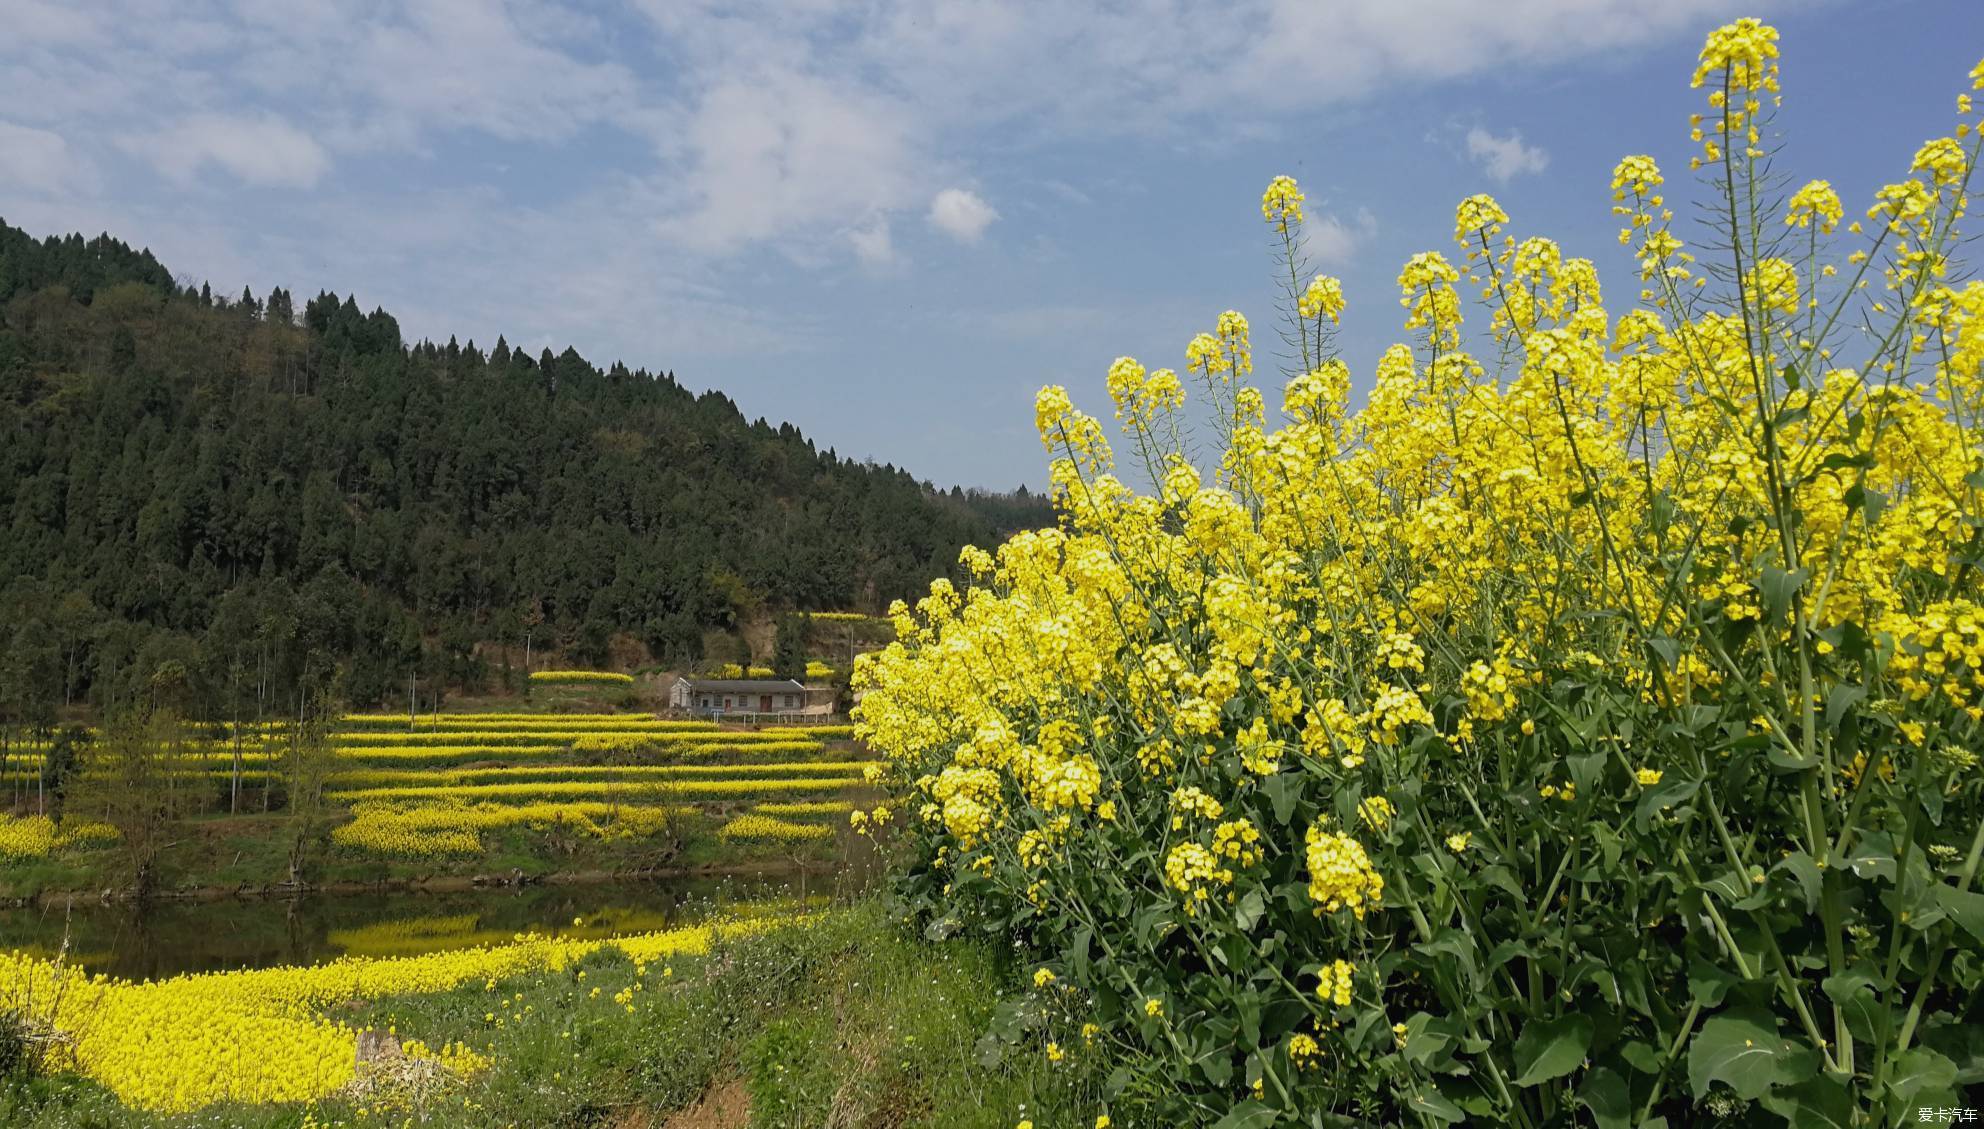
[
  {"x1": 0, "y1": 0, "x2": 106, "y2": 47},
  {"x1": 0, "y1": 0, "x2": 1750, "y2": 270},
  {"x1": 124, "y1": 113, "x2": 330, "y2": 187},
  {"x1": 928, "y1": 188, "x2": 998, "y2": 244},
  {"x1": 618, "y1": 0, "x2": 1736, "y2": 259},
  {"x1": 1037, "y1": 179, "x2": 1093, "y2": 206},
  {"x1": 848, "y1": 216, "x2": 896, "y2": 265},
  {"x1": 1465, "y1": 126, "x2": 1551, "y2": 183},
  {"x1": 652, "y1": 70, "x2": 923, "y2": 259},
  {"x1": 0, "y1": 120, "x2": 89, "y2": 193},
  {"x1": 1308, "y1": 208, "x2": 1379, "y2": 264},
  {"x1": 341, "y1": 0, "x2": 640, "y2": 145}
]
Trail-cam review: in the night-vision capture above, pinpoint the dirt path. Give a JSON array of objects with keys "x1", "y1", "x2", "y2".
[{"x1": 657, "y1": 1079, "x2": 752, "y2": 1129}]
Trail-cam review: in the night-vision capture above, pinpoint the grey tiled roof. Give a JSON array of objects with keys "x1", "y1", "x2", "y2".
[{"x1": 676, "y1": 678, "x2": 807, "y2": 693}]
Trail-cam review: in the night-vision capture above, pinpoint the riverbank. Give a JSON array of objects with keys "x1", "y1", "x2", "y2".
[
  {"x1": 2, "y1": 710, "x2": 875, "y2": 906},
  {"x1": 0, "y1": 900, "x2": 1100, "y2": 1128},
  {"x1": 0, "y1": 869, "x2": 866, "y2": 981},
  {"x1": 0, "y1": 799, "x2": 869, "y2": 906}
]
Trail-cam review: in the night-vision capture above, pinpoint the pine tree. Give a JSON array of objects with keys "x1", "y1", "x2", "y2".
[{"x1": 772, "y1": 613, "x2": 807, "y2": 682}]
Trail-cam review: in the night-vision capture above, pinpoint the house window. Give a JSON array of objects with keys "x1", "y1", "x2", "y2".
[{"x1": 783, "y1": 694, "x2": 796, "y2": 708}]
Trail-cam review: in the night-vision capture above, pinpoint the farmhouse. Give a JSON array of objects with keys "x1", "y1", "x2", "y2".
[{"x1": 668, "y1": 676, "x2": 812, "y2": 716}]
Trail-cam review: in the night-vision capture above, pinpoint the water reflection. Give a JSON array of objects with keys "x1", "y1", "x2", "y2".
[{"x1": 0, "y1": 864, "x2": 867, "y2": 980}]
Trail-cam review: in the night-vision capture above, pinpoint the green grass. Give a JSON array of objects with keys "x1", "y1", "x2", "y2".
[{"x1": 0, "y1": 903, "x2": 1100, "y2": 1128}]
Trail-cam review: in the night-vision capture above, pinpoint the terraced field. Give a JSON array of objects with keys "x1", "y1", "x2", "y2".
[
  {"x1": 0, "y1": 714, "x2": 872, "y2": 869},
  {"x1": 328, "y1": 714, "x2": 870, "y2": 859}
]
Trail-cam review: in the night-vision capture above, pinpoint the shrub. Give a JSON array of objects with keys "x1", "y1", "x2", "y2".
[
  {"x1": 0, "y1": 1010, "x2": 29, "y2": 1080},
  {"x1": 857, "y1": 22, "x2": 1984, "y2": 1127}
]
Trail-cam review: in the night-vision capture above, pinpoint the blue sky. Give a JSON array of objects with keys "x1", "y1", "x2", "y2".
[{"x1": 3, "y1": 0, "x2": 1980, "y2": 491}]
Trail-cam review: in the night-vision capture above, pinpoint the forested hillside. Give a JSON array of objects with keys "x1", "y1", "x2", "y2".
[{"x1": 0, "y1": 222, "x2": 1050, "y2": 713}]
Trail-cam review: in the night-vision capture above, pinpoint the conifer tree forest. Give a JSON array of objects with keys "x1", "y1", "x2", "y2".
[{"x1": 0, "y1": 221, "x2": 1051, "y2": 719}]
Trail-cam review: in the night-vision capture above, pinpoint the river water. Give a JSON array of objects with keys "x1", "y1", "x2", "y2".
[{"x1": 0, "y1": 865, "x2": 869, "y2": 980}]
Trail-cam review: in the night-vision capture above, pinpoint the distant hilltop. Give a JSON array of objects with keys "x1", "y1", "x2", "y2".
[{"x1": 0, "y1": 220, "x2": 1052, "y2": 711}]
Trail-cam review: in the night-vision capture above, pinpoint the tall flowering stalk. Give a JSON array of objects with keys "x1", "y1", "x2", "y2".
[{"x1": 857, "y1": 21, "x2": 1984, "y2": 1127}]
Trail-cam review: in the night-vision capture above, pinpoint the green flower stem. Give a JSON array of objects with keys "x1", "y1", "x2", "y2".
[
  {"x1": 1674, "y1": 852, "x2": 1755, "y2": 980},
  {"x1": 1527, "y1": 842, "x2": 1577, "y2": 935},
  {"x1": 1893, "y1": 814, "x2": 1984, "y2": 1057},
  {"x1": 1702, "y1": 785, "x2": 1838, "y2": 1071},
  {"x1": 1390, "y1": 867, "x2": 1532, "y2": 1129},
  {"x1": 1870, "y1": 797, "x2": 1927, "y2": 1088},
  {"x1": 1637, "y1": 999, "x2": 1702, "y2": 1123}
]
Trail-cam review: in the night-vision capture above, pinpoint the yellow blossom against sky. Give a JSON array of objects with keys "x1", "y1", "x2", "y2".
[{"x1": 5, "y1": 3, "x2": 1981, "y2": 492}]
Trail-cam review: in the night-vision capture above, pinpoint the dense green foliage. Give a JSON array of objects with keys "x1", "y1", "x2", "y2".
[
  {"x1": 0, "y1": 221, "x2": 1049, "y2": 715},
  {"x1": 772, "y1": 613, "x2": 808, "y2": 684}
]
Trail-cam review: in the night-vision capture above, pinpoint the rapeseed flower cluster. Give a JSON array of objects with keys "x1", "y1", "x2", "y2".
[
  {"x1": 0, "y1": 815, "x2": 118, "y2": 861},
  {"x1": 0, "y1": 918, "x2": 784, "y2": 1112},
  {"x1": 853, "y1": 22, "x2": 1984, "y2": 1123},
  {"x1": 526, "y1": 670, "x2": 634, "y2": 686},
  {"x1": 719, "y1": 813, "x2": 834, "y2": 843}
]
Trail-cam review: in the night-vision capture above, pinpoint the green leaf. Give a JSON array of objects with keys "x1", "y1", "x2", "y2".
[
  {"x1": 1567, "y1": 752, "x2": 1605, "y2": 795},
  {"x1": 1619, "y1": 1040, "x2": 1662, "y2": 1076},
  {"x1": 1209, "y1": 1100, "x2": 1280, "y2": 1129},
  {"x1": 1920, "y1": 1018, "x2": 1984, "y2": 1085},
  {"x1": 1196, "y1": 1040, "x2": 1234, "y2": 1087},
  {"x1": 1479, "y1": 865, "x2": 1525, "y2": 901},
  {"x1": 1415, "y1": 929, "x2": 1481, "y2": 987},
  {"x1": 1635, "y1": 776, "x2": 1699, "y2": 832},
  {"x1": 1823, "y1": 682, "x2": 1865, "y2": 729},
  {"x1": 1400, "y1": 1012, "x2": 1457, "y2": 1068},
  {"x1": 1234, "y1": 888, "x2": 1266, "y2": 933},
  {"x1": 1577, "y1": 1066, "x2": 1631, "y2": 1129},
  {"x1": 1820, "y1": 968, "x2": 1884, "y2": 1045},
  {"x1": 1131, "y1": 906, "x2": 1176, "y2": 947},
  {"x1": 1262, "y1": 771, "x2": 1301, "y2": 824},
  {"x1": 1856, "y1": 484, "x2": 1889, "y2": 524},
  {"x1": 1765, "y1": 742, "x2": 1817, "y2": 771},
  {"x1": 1402, "y1": 1087, "x2": 1466, "y2": 1124},
  {"x1": 1687, "y1": 1009, "x2": 1798, "y2": 1100},
  {"x1": 1774, "y1": 852, "x2": 1823, "y2": 913},
  {"x1": 1889, "y1": 1046, "x2": 1959, "y2": 1102},
  {"x1": 1919, "y1": 779, "x2": 1946, "y2": 825},
  {"x1": 1511, "y1": 1014, "x2": 1593, "y2": 1087},
  {"x1": 1701, "y1": 869, "x2": 1751, "y2": 904},
  {"x1": 1688, "y1": 958, "x2": 1738, "y2": 1008},
  {"x1": 1815, "y1": 449, "x2": 1873, "y2": 473},
  {"x1": 1759, "y1": 565, "x2": 1808, "y2": 623},
  {"x1": 1645, "y1": 635, "x2": 1680, "y2": 673},
  {"x1": 1935, "y1": 883, "x2": 1984, "y2": 944},
  {"x1": 1759, "y1": 1075, "x2": 1854, "y2": 1128},
  {"x1": 1841, "y1": 833, "x2": 1897, "y2": 883},
  {"x1": 1069, "y1": 927, "x2": 1092, "y2": 984},
  {"x1": 1485, "y1": 938, "x2": 1531, "y2": 971}
]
